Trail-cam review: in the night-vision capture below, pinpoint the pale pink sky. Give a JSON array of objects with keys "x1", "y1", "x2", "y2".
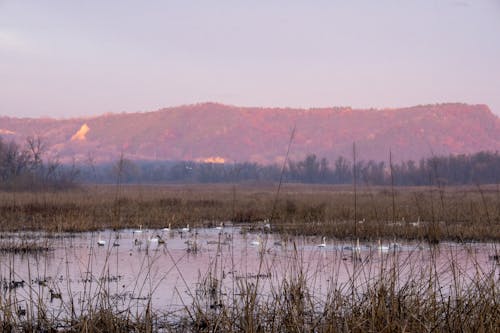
[{"x1": 1, "y1": 0, "x2": 499, "y2": 118}]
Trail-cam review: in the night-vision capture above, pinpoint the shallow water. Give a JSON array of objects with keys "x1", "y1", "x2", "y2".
[{"x1": 0, "y1": 226, "x2": 498, "y2": 317}]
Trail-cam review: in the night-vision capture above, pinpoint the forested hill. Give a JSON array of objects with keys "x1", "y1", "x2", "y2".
[{"x1": 1, "y1": 102, "x2": 499, "y2": 164}]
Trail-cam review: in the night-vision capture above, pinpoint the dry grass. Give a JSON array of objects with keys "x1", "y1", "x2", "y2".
[{"x1": 0, "y1": 183, "x2": 498, "y2": 241}]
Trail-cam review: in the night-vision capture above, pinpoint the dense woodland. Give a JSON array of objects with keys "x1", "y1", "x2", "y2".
[{"x1": 1, "y1": 136, "x2": 499, "y2": 189}]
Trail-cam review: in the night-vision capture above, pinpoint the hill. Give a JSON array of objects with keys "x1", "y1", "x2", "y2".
[{"x1": 1, "y1": 103, "x2": 499, "y2": 164}]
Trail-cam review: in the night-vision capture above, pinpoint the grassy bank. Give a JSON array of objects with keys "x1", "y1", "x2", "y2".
[{"x1": 0, "y1": 184, "x2": 498, "y2": 241}]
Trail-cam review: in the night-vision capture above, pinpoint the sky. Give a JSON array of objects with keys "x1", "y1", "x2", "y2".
[{"x1": 1, "y1": 0, "x2": 499, "y2": 118}]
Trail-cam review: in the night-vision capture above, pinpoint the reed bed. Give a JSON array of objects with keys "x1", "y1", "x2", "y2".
[
  {"x1": 0, "y1": 184, "x2": 498, "y2": 241},
  {"x1": 185, "y1": 253, "x2": 499, "y2": 332}
]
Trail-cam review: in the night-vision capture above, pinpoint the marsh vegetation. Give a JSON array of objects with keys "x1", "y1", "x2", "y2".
[
  {"x1": 0, "y1": 184, "x2": 498, "y2": 332},
  {"x1": 0, "y1": 184, "x2": 498, "y2": 241}
]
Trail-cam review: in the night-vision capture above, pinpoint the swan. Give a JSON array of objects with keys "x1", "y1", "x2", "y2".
[
  {"x1": 355, "y1": 238, "x2": 361, "y2": 253},
  {"x1": 97, "y1": 234, "x2": 106, "y2": 246},
  {"x1": 133, "y1": 225, "x2": 143, "y2": 234},
  {"x1": 410, "y1": 216, "x2": 421, "y2": 227},
  {"x1": 317, "y1": 236, "x2": 327, "y2": 248},
  {"x1": 186, "y1": 234, "x2": 199, "y2": 253},
  {"x1": 215, "y1": 222, "x2": 224, "y2": 231},
  {"x1": 377, "y1": 239, "x2": 390, "y2": 252},
  {"x1": 181, "y1": 224, "x2": 190, "y2": 233},
  {"x1": 263, "y1": 220, "x2": 271, "y2": 231},
  {"x1": 162, "y1": 223, "x2": 171, "y2": 232},
  {"x1": 250, "y1": 235, "x2": 261, "y2": 246}
]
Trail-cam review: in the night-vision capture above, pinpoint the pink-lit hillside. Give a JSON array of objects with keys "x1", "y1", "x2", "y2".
[{"x1": 1, "y1": 103, "x2": 499, "y2": 163}]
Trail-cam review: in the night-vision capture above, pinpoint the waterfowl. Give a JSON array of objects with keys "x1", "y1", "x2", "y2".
[
  {"x1": 133, "y1": 225, "x2": 143, "y2": 234},
  {"x1": 489, "y1": 254, "x2": 499, "y2": 262},
  {"x1": 186, "y1": 234, "x2": 199, "y2": 253},
  {"x1": 250, "y1": 235, "x2": 261, "y2": 246},
  {"x1": 377, "y1": 239, "x2": 390, "y2": 252},
  {"x1": 215, "y1": 222, "x2": 224, "y2": 231},
  {"x1": 149, "y1": 234, "x2": 165, "y2": 244},
  {"x1": 162, "y1": 223, "x2": 171, "y2": 233},
  {"x1": 263, "y1": 220, "x2": 271, "y2": 231},
  {"x1": 112, "y1": 234, "x2": 120, "y2": 246},
  {"x1": 410, "y1": 216, "x2": 421, "y2": 227},
  {"x1": 149, "y1": 235, "x2": 160, "y2": 243},
  {"x1": 17, "y1": 306, "x2": 26, "y2": 316},
  {"x1": 317, "y1": 236, "x2": 327, "y2": 248},
  {"x1": 49, "y1": 289, "x2": 62, "y2": 302},
  {"x1": 181, "y1": 224, "x2": 190, "y2": 233},
  {"x1": 97, "y1": 235, "x2": 106, "y2": 246},
  {"x1": 344, "y1": 239, "x2": 361, "y2": 253}
]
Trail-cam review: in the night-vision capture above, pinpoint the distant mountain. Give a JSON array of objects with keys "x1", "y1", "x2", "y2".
[{"x1": 1, "y1": 103, "x2": 499, "y2": 164}]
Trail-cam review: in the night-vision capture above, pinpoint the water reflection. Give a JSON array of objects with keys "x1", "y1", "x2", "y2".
[{"x1": 0, "y1": 227, "x2": 498, "y2": 316}]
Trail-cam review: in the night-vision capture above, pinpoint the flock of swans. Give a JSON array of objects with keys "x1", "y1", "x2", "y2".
[
  {"x1": 95, "y1": 222, "x2": 402, "y2": 257},
  {"x1": 316, "y1": 237, "x2": 401, "y2": 254},
  {"x1": 95, "y1": 222, "x2": 226, "y2": 249}
]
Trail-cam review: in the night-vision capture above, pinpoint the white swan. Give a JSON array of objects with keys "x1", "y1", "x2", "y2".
[
  {"x1": 162, "y1": 223, "x2": 171, "y2": 232},
  {"x1": 97, "y1": 234, "x2": 106, "y2": 246},
  {"x1": 263, "y1": 219, "x2": 271, "y2": 231},
  {"x1": 377, "y1": 239, "x2": 390, "y2": 252},
  {"x1": 250, "y1": 235, "x2": 261, "y2": 246},
  {"x1": 410, "y1": 216, "x2": 421, "y2": 227},
  {"x1": 133, "y1": 225, "x2": 143, "y2": 234},
  {"x1": 181, "y1": 224, "x2": 190, "y2": 233},
  {"x1": 186, "y1": 234, "x2": 198, "y2": 252},
  {"x1": 317, "y1": 236, "x2": 327, "y2": 248}
]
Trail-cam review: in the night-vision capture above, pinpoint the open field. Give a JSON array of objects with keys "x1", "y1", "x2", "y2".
[{"x1": 0, "y1": 183, "x2": 499, "y2": 241}]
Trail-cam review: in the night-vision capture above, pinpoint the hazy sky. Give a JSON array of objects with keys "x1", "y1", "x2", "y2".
[{"x1": 1, "y1": 0, "x2": 499, "y2": 118}]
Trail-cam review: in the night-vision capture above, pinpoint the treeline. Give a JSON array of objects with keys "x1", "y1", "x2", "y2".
[
  {"x1": 78, "y1": 151, "x2": 500, "y2": 186},
  {"x1": 2, "y1": 135, "x2": 498, "y2": 188},
  {"x1": 0, "y1": 136, "x2": 79, "y2": 190}
]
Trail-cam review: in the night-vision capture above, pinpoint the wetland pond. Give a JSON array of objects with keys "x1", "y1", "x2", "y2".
[{"x1": 1, "y1": 225, "x2": 499, "y2": 322}]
